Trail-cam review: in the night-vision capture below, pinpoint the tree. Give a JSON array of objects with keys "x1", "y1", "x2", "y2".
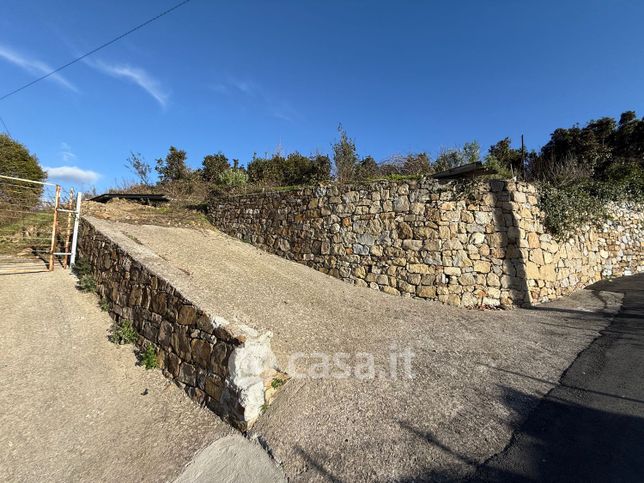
[
  {"x1": 611, "y1": 110, "x2": 644, "y2": 163},
  {"x1": 247, "y1": 154, "x2": 284, "y2": 185},
  {"x1": 332, "y1": 125, "x2": 358, "y2": 183},
  {"x1": 0, "y1": 134, "x2": 46, "y2": 182},
  {"x1": 247, "y1": 151, "x2": 331, "y2": 186},
  {"x1": 355, "y1": 156, "x2": 379, "y2": 180},
  {"x1": 487, "y1": 138, "x2": 524, "y2": 177},
  {"x1": 434, "y1": 141, "x2": 480, "y2": 171},
  {"x1": 125, "y1": 152, "x2": 152, "y2": 186},
  {"x1": 0, "y1": 134, "x2": 46, "y2": 209},
  {"x1": 202, "y1": 153, "x2": 230, "y2": 183},
  {"x1": 537, "y1": 118, "x2": 615, "y2": 179},
  {"x1": 403, "y1": 152, "x2": 432, "y2": 175},
  {"x1": 309, "y1": 154, "x2": 332, "y2": 182},
  {"x1": 155, "y1": 146, "x2": 190, "y2": 183}
]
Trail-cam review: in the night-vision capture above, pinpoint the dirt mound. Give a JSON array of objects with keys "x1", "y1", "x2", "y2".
[{"x1": 83, "y1": 199, "x2": 211, "y2": 229}]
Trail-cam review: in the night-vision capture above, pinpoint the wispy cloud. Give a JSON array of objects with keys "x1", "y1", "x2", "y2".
[
  {"x1": 45, "y1": 166, "x2": 100, "y2": 184},
  {"x1": 85, "y1": 58, "x2": 169, "y2": 108},
  {"x1": 0, "y1": 44, "x2": 77, "y2": 92},
  {"x1": 210, "y1": 77, "x2": 298, "y2": 122},
  {"x1": 59, "y1": 142, "x2": 76, "y2": 162}
]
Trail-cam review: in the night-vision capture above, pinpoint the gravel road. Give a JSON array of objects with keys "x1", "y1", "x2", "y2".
[
  {"x1": 0, "y1": 268, "x2": 284, "y2": 482},
  {"x1": 96, "y1": 219, "x2": 626, "y2": 481}
]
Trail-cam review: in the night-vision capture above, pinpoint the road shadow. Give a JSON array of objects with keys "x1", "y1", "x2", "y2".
[{"x1": 473, "y1": 385, "x2": 644, "y2": 482}]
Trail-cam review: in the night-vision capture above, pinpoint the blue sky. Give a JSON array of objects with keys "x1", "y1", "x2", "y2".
[{"x1": 1, "y1": 0, "x2": 643, "y2": 191}]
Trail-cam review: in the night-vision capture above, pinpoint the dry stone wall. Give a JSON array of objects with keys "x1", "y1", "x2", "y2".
[
  {"x1": 77, "y1": 217, "x2": 276, "y2": 430},
  {"x1": 207, "y1": 179, "x2": 643, "y2": 307}
]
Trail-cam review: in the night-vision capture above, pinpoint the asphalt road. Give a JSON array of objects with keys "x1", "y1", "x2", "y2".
[{"x1": 474, "y1": 273, "x2": 644, "y2": 483}]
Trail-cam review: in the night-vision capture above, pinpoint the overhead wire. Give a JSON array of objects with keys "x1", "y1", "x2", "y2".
[{"x1": 0, "y1": 0, "x2": 193, "y2": 102}]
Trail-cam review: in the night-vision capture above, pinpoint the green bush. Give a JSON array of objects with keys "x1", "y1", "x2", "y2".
[
  {"x1": 0, "y1": 134, "x2": 46, "y2": 210},
  {"x1": 538, "y1": 166, "x2": 643, "y2": 238},
  {"x1": 99, "y1": 298, "x2": 110, "y2": 312},
  {"x1": 73, "y1": 259, "x2": 97, "y2": 293},
  {"x1": 142, "y1": 343, "x2": 158, "y2": 369},
  {"x1": 247, "y1": 152, "x2": 331, "y2": 186},
  {"x1": 110, "y1": 319, "x2": 138, "y2": 345},
  {"x1": 218, "y1": 168, "x2": 248, "y2": 187}
]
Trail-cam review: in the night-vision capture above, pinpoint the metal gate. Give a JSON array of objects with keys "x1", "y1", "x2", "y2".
[{"x1": 0, "y1": 175, "x2": 81, "y2": 275}]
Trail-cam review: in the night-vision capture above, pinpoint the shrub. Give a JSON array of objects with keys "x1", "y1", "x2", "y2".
[
  {"x1": 247, "y1": 152, "x2": 331, "y2": 187},
  {"x1": 202, "y1": 153, "x2": 230, "y2": 183},
  {"x1": 332, "y1": 125, "x2": 359, "y2": 183},
  {"x1": 99, "y1": 298, "x2": 110, "y2": 312},
  {"x1": 73, "y1": 259, "x2": 97, "y2": 293},
  {"x1": 142, "y1": 343, "x2": 158, "y2": 369},
  {"x1": 218, "y1": 168, "x2": 248, "y2": 187},
  {"x1": 538, "y1": 182, "x2": 608, "y2": 238},
  {"x1": 538, "y1": 167, "x2": 643, "y2": 238},
  {"x1": 110, "y1": 319, "x2": 138, "y2": 345},
  {"x1": 484, "y1": 155, "x2": 513, "y2": 179},
  {"x1": 155, "y1": 146, "x2": 190, "y2": 183},
  {"x1": 0, "y1": 134, "x2": 46, "y2": 209}
]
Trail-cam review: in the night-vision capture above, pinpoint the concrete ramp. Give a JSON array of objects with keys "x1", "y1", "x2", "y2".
[{"x1": 88, "y1": 219, "x2": 625, "y2": 481}]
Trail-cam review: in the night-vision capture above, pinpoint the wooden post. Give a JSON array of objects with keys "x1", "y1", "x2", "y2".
[
  {"x1": 62, "y1": 188, "x2": 75, "y2": 269},
  {"x1": 48, "y1": 185, "x2": 61, "y2": 271}
]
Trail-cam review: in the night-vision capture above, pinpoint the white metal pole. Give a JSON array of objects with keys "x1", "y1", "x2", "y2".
[
  {"x1": 0, "y1": 174, "x2": 56, "y2": 186},
  {"x1": 69, "y1": 192, "x2": 82, "y2": 267}
]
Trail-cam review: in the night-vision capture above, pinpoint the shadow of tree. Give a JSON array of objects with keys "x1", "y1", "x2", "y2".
[{"x1": 490, "y1": 181, "x2": 530, "y2": 306}]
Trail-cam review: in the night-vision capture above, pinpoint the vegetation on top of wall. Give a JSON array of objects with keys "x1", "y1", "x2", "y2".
[
  {"x1": 108, "y1": 110, "x2": 644, "y2": 238},
  {"x1": 538, "y1": 161, "x2": 644, "y2": 238}
]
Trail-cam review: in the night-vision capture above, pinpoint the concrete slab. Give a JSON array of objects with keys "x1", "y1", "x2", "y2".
[{"x1": 95, "y1": 220, "x2": 625, "y2": 481}]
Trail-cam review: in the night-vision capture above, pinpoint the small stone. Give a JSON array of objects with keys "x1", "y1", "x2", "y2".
[
  {"x1": 397, "y1": 222, "x2": 413, "y2": 239},
  {"x1": 473, "y1": 261, "x2": 491, "y2": 273},
  {"x1": 469, "y1": 232, "x2": 485, "y2": 245}
]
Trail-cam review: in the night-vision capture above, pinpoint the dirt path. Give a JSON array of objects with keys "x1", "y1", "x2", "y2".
[
  {"x1": 95, "y1": 219, "x2": 626, "y2": 481},
  {"x1": 0, "y1": 269, "x2": 284, "y2": 482}
]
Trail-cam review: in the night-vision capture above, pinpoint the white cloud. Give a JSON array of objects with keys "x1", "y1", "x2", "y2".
[
  {"x1": 0, "y1": 44, "x2": 77, "y2": 92},
  {"x1": 45, "y1": 166, "x2": 100, "y2": 184},
  {"x1": 85, "y1": 58, "x2": 169, "y2": 107},
  {"x1": 59, "y1": 142, "x2": 77, "y2": 162}
]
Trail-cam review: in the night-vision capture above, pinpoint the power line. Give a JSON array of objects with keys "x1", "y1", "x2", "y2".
[{"x1": 0, "y1": 0, "x2": 193, "y2": 102}]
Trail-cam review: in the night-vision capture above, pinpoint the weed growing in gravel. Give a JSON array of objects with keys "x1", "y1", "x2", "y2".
[
  {"x1": 109, "y1": 319, "x2": 138, "y2": 345},
  {"x1": 73, "y1": 259, "x2": 97, "y2": 293},
  {"x1": 99, "y1": 298, "x2": 110, "y2": 312},
  {"x1": 142, "y1": 344, "x2": 158, "y2": 370},
  {"x1": 271, "y1": 377, "x2": 286, "y2": 389}
]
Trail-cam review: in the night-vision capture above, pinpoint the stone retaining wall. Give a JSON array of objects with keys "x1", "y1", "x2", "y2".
[
  {"x1": 77, "y1": 217, "x2": 276, "y2": 429},
  {"x1": 207, "y1": 179, "x2": 643, "y2": 307}
]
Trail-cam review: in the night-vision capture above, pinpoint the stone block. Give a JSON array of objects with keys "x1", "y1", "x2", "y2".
[
  {"x1": 191, "y1": 339, "x2": 212, "y2": 369},
  {"x1": 178, "y1": 304, "x2": 197, "y2": 326}
]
